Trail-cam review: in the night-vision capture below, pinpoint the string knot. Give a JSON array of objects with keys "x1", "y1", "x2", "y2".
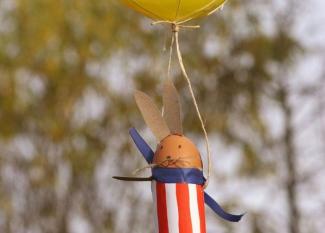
[
  {"x1": 151, "y1": 21, "x2": 200, "y2": 33},
  {"x1": 172, "y1": 23, "x2": 179, "y2": 33}
]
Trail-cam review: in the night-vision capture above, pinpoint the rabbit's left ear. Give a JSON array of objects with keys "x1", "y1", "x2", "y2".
[
  {"x1": 134, "y1": 90, "x2": 171, "y2": 141},
  {"x1": 163, "y1": 80, "x2": 183, "y2": 135}
]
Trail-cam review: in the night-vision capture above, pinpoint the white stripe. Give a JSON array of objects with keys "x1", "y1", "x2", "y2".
[
  {"x1": 165, "y1": 183, "x2": 179, "y2": 233},
  {"x1": 151, "y1": 181, "x2": 159, "y2": 232},
  {"x1": 189, "y1": 184, "x2": 201, "y2": 233}
]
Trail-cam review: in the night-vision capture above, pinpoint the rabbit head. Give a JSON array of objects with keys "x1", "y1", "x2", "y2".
[{"x1": 134, "y1": 80, "x2": 203, "y2": 170}]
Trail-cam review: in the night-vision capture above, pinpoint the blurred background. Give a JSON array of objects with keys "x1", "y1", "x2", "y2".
[{"x1": 0, "y1": 0, "x2": 324, "y2": 232}]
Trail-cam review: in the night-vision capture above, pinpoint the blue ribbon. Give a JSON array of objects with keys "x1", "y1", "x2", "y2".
[
  {"x1": 129, "y1": 128, "x2": 154, "y2": 163},
  {"x1": 204, "y1": 192, "x2": 244, "y2": 222},
  {"x1": 130, "y1": 128, "x2": 244, "y2": 223},
  {"x1": 152, "y1": 167, "x2": 206, "y2": 184}
]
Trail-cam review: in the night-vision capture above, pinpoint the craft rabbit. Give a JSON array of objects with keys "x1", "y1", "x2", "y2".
[{"x1": 113, "y1": 80, "x2": 243, "y2": 233}]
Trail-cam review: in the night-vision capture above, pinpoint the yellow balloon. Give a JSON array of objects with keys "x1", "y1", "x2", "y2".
[{"x1": 120, "y1": 0, "x2": 227, "y2": 23}]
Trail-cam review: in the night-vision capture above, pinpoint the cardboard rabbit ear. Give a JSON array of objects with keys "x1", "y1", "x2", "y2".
[
  {"x1": 163, "y1": 80, "x2": 183, "y2": 135},
  {"x1": 134, "y1": 91, "x2": 171, "y2": 141}
]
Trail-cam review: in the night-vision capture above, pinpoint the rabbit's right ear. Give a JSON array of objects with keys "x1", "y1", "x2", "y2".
[
  {"x1": 163, "y1": 80, "x2": 183, "y2": 135},
  {"x1": 134, "y1": 91, "x2": 171, "y2": 141}
]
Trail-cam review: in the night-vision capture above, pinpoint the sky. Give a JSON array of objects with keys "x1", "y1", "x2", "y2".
[{"x1": 297, "y1": 0, "x2": 325, "y2": 47}]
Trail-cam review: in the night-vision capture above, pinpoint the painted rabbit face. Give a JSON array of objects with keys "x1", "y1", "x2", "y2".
[{"x1": 154, "y1": 134, "x2": 202, "y2": 169}]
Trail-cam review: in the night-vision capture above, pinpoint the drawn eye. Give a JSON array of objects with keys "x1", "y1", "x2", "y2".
[{"x1": 178, "y1": 145, "x2": 182, "y2": 149}]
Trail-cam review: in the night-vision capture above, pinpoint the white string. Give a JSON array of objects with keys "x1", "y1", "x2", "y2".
[
  {"x1": 167, "y1": 34, "x2": 175, "y2": 79},
  {"x1": 173, "y1": 25, "x2": 212, "y2": 189}
]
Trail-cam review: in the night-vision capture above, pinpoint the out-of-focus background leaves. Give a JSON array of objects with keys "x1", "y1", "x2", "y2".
[{"x1": 0, "y1": 0, "x2": 324, "y2": 232}]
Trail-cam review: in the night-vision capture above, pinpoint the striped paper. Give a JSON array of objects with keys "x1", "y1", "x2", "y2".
[{"x1": 152, "y1": 181, "x2": 206, "y2": 233}]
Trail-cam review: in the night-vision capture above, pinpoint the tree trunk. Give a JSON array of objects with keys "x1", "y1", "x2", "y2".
[{"x1": 279, "y1": 86, "x2": 300, "y2": 233}]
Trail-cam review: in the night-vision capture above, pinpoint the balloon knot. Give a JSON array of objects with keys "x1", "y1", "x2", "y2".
[
  {"x1": 172, "y1": 23, "x2": 180, "y2": 33},
  {"x1": 151, "y1": 21, "x2": 200, "y2": 32}
]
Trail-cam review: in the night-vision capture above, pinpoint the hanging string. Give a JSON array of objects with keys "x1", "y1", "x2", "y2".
[
  {"x1": 153, "y1": 22, "x2": 212, "y2": 189},
  {"x1": 167, "y1": 34, "x2": 175, "y2": 79},
  {"x1": 173, "y1": 24, "x2": 212, "y2": 189}
]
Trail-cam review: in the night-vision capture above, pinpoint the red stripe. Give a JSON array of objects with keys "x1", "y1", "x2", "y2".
[
  {"x1": 156, "y1": 182, "x2": 169, "y2": 233},
  {"x1": 176, "y1": 184, "x2": 192, "y2": 233},
  {"x1": 196, "y1": 185, "x2": 206, "y2": 233}
]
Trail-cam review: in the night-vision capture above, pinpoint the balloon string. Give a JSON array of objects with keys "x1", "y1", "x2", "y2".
[
  {"x1": 167, "y1": 34, "x2": 175, "y2": 79},
  {"x1": 172, "y1": 24, "x2": 212, "y2": 189}
]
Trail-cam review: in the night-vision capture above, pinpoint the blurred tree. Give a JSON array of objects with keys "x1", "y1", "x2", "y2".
[{"x1": 0, "y1": 0, "x2": 323, "y2": 233}]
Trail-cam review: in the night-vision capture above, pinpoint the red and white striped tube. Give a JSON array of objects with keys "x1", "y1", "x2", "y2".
[{"x1": 152, "y1": 181, "x2": 206, "y2": 233}]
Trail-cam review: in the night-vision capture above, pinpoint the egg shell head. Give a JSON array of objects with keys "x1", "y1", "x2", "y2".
[{"x1": 153, "y1": 134, "x2": 202, "y2": 170}]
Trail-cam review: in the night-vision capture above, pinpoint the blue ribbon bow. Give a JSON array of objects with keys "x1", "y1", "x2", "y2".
[{"x1": 129, "y1": 128, "x2": 244, "y2": 222}]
